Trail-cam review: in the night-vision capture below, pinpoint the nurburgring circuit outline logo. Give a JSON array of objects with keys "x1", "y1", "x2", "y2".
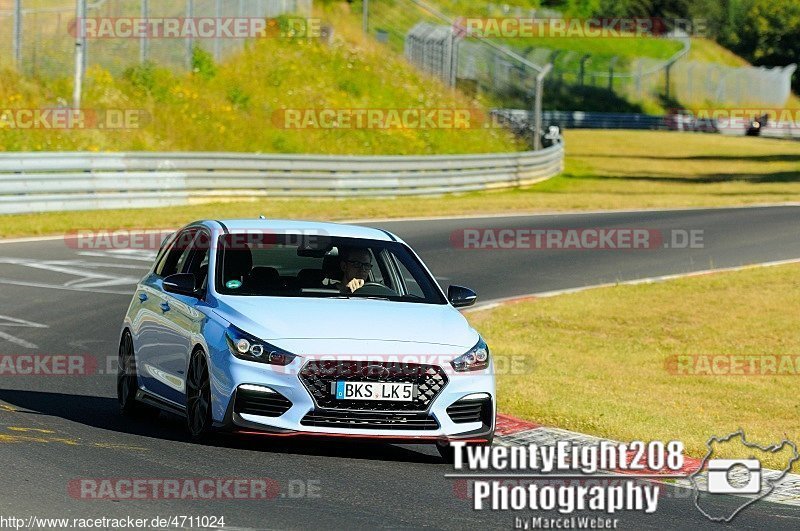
[{"x1": 689, "y1": 429, "x2": 799, "y2": 522}]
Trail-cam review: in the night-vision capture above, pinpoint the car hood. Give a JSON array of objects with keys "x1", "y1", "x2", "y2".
[{"x1": 212, "y1": 296, "x2": 478, "y2": 352}]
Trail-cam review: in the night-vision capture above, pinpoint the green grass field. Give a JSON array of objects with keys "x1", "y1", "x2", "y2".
[
  {"x1": 466, "y1": 262, "x2": 800, "y2": 470},
  {"x1": 1, "y1": 130, "x2": 798, "y2": 239},
  {"x1": 686, "y1": 38, "x2": 750, "y2": 67}
]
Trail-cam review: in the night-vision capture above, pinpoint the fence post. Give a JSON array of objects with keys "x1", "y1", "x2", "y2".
[
  {"x1": 13, "y1": 0, "x2": 22, "y2": 69},
  {"x1": 686, "y1": 63, "x2": 695, "y2": 103},
  {"x1": 140, "y1": 0, "x2": 149, "y2": 63},
  {"x1": 363, "y1": 0, "x2": 369, "y2": 34},
  {"x1": 214, "y1": 0, "x2": 222, "y2": 61},
  {"x1": 608, "y1": 56, "x2": 618, "y2": 91},
  {"x1": 665, "y1": 62, "x2": 672, "y2": 101},
  {"x1": 534, "y1": 63, "x2": 552, "y2": 151},
  {"x1": 549, "y1": 49, "x2": 561, "y2": 84},
  {"x1": 73, "y1": 0, "x2": 87, "y2": 109},
  {"x1": 186, "y1": 0, "x2": 194, "y2": 69},
  {"x1": 579, "y1": 54, "x2": 590, "y2": 87},
  {"x1": 636, "y1": 60, "x2": 643, "y2": 99}
]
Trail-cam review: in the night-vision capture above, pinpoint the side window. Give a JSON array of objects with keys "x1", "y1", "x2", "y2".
[
  {"x1": 156, "y1": 229, "x2": 196, "y2": 278},
  {"x1": 366, "y1": 249, "x2": 384, "y2": 284},
  {"x1": 185, "y1": 231, "x2": 211, "y2": 291},
  {"x1": 391, "y1": 252, "x2": 425, "y2": 298}
]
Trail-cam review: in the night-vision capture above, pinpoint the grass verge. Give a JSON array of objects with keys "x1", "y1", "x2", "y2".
[
  {"x1": 1, "y1": 130, "x2": 798, "y2": 239},
  {"x1": 466, "y1": 263, "x2": 800, "y2": 470}
]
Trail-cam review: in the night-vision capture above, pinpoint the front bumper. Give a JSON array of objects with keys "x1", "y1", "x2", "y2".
[{"x1": 210, "y1": 353, "x2": 496, "y2": 441}]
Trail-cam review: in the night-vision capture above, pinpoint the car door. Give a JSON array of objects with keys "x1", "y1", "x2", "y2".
[
  {"x1": 136, "y1": 228, "x2": 198, "y2": 404},
  {"x1": 154, "y1": 229, "x2": 211, "y2": 405}
]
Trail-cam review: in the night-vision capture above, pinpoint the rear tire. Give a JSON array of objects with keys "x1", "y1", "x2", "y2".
[
  {"x1": 186, "y1": 349, "x2": 213, "y2": 440},
  {"x1": 117, "y1": 330, "x2": 147, "y2": 416}
]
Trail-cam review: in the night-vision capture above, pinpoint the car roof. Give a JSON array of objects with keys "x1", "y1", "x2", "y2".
[{"x1": 208, "y1": 219, "x2": 396, "y2": 242}]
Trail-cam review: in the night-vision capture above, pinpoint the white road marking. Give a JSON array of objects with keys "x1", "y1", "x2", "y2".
[
  {"x1": 0, "y1": 257, "x2": 136, "y2": 280},
  {"x1": 0, "y1": 315, "x2": 48, "y2": 329},
  {"x1": 0, "y1": 257, "x2": 139, "y2": 292},
  {"x1": 0, "y1": 331, "x2": 38, "y2": 349},
  {"x1": 0, "y1": 277, "x2": 131, "y2": 296},
  {"x1": 69, "y1": 256, "x2": 152, "y2": 269},
  {"x1": 77, "y1": 250, "x2": 157, "y2": 262},
  {"x1": 0, "y1": 315, "x2": 48, "y2": 349}
]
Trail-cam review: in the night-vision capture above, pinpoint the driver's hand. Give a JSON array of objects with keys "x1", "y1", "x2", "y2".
[{"x1": 345, "y1": 278, "x2": 365, "y2": 293}]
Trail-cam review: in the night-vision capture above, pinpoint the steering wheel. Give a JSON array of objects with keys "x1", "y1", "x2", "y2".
[{"x1": 353, "y1": 282, "x2": 398, "y2": 297}]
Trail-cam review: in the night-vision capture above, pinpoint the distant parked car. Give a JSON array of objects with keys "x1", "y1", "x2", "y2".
[
  {"x1": 542, "y1": 125, "x2": 561, "y2": 148},
  {"x1": 746, "y1": 114, "x2": 769, "y2": 136}
]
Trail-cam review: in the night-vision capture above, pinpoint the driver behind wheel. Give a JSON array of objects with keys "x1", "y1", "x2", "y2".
[{"x1": 338, "y1": 247, "x2": 374, "y2": 294}]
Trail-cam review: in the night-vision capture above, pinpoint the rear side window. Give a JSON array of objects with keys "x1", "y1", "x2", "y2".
[{"x1": 155, "y1": 229, "x2": 196, "y2": 277}]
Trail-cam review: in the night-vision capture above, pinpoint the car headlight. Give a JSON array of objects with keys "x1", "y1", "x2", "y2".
[
  {"x1": 451, "y1": 338, "x2": 490, "y2": 372},
  {"x1": 225, "y1": 325, "x2": 296, "y2": 366}
]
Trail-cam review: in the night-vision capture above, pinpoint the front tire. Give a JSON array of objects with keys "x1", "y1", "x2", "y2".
[{"x1": 186, "y1": 349, "x2": 213, "y2": 440}]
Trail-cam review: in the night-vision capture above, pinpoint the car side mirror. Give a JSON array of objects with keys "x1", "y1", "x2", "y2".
[
  {"x1": 448, "y1": 285, "x2": 477, "y2": 308},
  {"x1": 163, "y1": 273, "x2": 200, "y2": 298}
]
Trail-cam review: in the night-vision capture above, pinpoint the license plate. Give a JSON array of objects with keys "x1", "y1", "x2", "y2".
[{"x1": 334, "y1": 381, "x2": 415, "y2": 401}]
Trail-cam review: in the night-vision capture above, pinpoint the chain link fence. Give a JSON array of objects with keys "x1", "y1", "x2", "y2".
[
  {"x1": 366, "y1": 0, "x2": 551, "y2": 148},
  {"x1": 669, "y1": 61, "x2": 797, "y2": 107},
  {"x1": 545, "y1": 40, "x2": 795, "y2": 107},
  {"x1": 365, "y1": 0, "x2": 796, "y2": 109},
  {"x1": 367, "y1": 0, "x2": 549, "y2": 106},
  {"x1": 0, "y1": 0, "x2": 312, "y2": 78}
]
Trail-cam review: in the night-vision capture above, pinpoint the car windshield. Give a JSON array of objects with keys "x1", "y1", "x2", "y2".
[{"x1": 215, "y1": 233, "x2": 446, "y2": 304}]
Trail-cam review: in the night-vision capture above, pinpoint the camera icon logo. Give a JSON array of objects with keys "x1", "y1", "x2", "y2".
[
  {"x1": 691, "y1": 430, "x2": 799, "y2": 522},
  {"x1": 707, "y1": 458, "x2": 762, "y2": 495}
]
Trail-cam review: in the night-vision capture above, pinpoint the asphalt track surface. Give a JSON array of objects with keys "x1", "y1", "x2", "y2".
[{"x1": 0, "y1": 205, "x2": 798, "y2": 530}]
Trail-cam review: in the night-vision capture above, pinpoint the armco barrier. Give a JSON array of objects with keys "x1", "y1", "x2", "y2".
[
  {"x1": 501, "y1": 109, "x2": 800, "y2": 138},
  {"x1": 498, "y1": 109, "x2": 669, "y2": 130},
  {"x1": 0, "y1": 145, "x2": 564, "y2": 214}
]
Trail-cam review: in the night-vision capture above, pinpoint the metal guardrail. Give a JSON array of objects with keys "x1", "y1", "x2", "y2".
[
  {"x1": 0, "y1": 145, "x2": 564, "y2": 214},
  {"x1": 501, "y1": 109, "x2": 800, "y2": 141},
  {"x1": 498, "y1": 110, "x2": 669, "y2": 130},
  {"x1": 760, "y1": 125, "x2": 800, "y2": 140}
]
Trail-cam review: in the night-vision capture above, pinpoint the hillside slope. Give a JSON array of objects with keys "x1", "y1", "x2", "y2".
[{"x1": 0, "y1": 3, "x2": 522, "y2": 154}]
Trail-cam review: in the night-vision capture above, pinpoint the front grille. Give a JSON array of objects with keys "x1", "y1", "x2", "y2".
[
  {"x1": 299, "y1": 360, "x2": 448, "y2": 412},
  {"x1": 447, "y1": 397, "x2": 492, "y2": 425},
  {"x1": 301, "y1": 409, "x2": 439, "y2": 430},
  {"x1": 234, "y1": 387, "x2": 292, "y2": 417}
]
